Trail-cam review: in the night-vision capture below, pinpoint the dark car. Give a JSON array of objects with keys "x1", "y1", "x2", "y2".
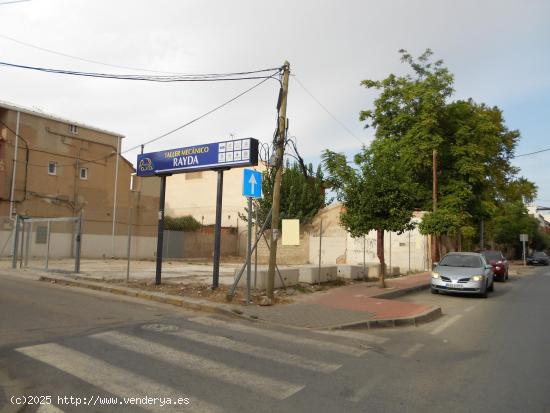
[
  {"x1": 527, "y1": 251, "x2": 550, "y2": 266},
  {"x1": 482, "y1": 250, "x2": 509, "y2": 281}
]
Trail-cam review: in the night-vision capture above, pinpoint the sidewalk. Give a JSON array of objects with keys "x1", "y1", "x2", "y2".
[{"x1": 239, "y1": 273, "x2": 440, "y2": 329}]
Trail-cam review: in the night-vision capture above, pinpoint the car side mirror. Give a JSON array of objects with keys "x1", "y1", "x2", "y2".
[
  {"x1": 485, "y1": 265, "x2": 492, "y2": 270},
  {"x1": 432, "y1": 262, "x2": 439, "y2": 269}
]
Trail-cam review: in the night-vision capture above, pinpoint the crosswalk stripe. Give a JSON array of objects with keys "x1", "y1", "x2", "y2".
[
  {"x1": 189, "y1": 317, "x2": 367, "y2": 357},
  {"x1": 165, "y1": 328, "x2": 341, "y2": 373},
  {"x1": 93, "y1": 331, "x2": 304, "y2": 400},
  {"x1": 36, "y1": 404, "x2": 65, "y2": 413},
  {"x1": 16, "y1": 343, "x2": 222, "y2": 413},
  {"x1": 314, "y1": 329, "x2": 389, "y2": 345}
]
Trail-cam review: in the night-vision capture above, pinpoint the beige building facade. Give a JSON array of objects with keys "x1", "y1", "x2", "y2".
[{"x1": 0, "y1": 101, "x2": 159, "y2": 259}]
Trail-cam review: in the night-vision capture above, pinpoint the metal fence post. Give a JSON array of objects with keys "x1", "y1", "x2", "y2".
[
  {"x1": 11, "y1": 215, "x2": 20, "y2": 269},
  {"x1": 318, "y1": 219, "x2": 323, "y2": 285},
  {"x1": 45, "y1": 220, "x2": 51, "y2": 271},
  {"x1": 75, "y1": 213, "x2": 82, "y2": 273}
]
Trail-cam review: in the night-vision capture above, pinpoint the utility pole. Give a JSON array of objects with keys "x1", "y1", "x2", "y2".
[
  {"x1": 432, "y1": 149, "x2": 438, "y2": 263},
  {"x1": 266, "y1": 61, "x2": 290, "y2": 302}
]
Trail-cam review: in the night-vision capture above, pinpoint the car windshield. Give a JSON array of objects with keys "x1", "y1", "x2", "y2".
[
  {"x1": 439, "y1": 254, "x2": 483, "y2": 268},
  {"x1": 533, "y1": 252, "x2": 547, "y2": 258},
  {"x1": 482, "y1": 251, "x2": 501, "y2": 261}
]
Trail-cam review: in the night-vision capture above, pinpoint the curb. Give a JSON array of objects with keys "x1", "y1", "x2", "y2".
[
  {"x1": 326, "y1": 305, "x2": 442, "y2": 330},
  {"x1": 38, "y1": 275, "x2": 246, "y2": 320},
  {"x1": 371, "y1": 282, "x2": 431, "y2": 299}
]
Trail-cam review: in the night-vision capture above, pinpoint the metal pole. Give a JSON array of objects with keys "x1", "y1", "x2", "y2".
[
  {"x1": 155, "y1": 175, "x2": 167, "y2": 285},
  {"x1": 11, "y1": 215, "x2": 20, "y2": 269},
  {"x1": 212, "y1": 170, "x2": 225, "y2": 289},
  {"x1": 126, "y1": 192, "x2": 134, "y2": 282},
  {"x1": 24, "y1": 221, "x2": 31, "y2": 267},
  {"x1": 45, "y1": 220, "x2": 51, "y2": 271},
  {"x1": 19, "y1": 220, "x2": 25, "y2": 268},
  {"x1": 363, "y1": 235, "x2": 366, "y2": 281},
  {"x1": 246, "y1": 197, "x2": 252, "y2": 303},
  {"x1": 111, "y1": 136, "x2": 121, "y2": 258},
  {"x1": 523, "y1": 240, "x2": 526, "y2": 267},
  {"x1": 9, "y1": 112, "x2": 21, "y2": 222},
  {"x1": 389, "y1": 232, "x2": 392, "y2": 276},
  {"x1": 480, "y1": 218, "x2": 484, "y2": 250},
  {"x1": 74, "y1": 213, "x2": 82, "y2": 273},
  {"x1": 408, "y1": 230, "x2": 411, "y2": 273},
  {"x1": 318, "y1": 219, "x2": 322, "y2": 285},
  {"x1": 254, "y1": 204, "x2": 258, "y2": 289}
]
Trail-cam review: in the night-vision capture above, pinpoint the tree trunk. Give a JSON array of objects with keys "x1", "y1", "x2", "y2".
[{"x1": 376, "y1": 229, "x2": 386, "y2": 288}]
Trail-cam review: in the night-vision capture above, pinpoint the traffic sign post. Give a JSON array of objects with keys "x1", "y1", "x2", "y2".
[
  {"x1": 137, "y1": 138, "x2": 259, "y2": 287},
  {"x1": 520, "y1": 234, "x2": 528, "y2": 267},
  {"x1": 242, "y1": 169, "x2": 262, "y2": 303}
]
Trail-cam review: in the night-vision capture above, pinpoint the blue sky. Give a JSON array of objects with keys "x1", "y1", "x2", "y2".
[{"x1": 0, "y1": 0, "x2": 548, "y2": 204}]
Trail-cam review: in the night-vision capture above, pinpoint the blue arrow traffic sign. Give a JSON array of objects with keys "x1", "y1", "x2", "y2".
[{"x1": 242, "y1": 169, "x2": 262, "y2": 198}]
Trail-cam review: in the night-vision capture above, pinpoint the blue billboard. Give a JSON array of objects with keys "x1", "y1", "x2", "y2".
[{"x1": 136, "y1": 138, "x2": 259, "y2": 177}]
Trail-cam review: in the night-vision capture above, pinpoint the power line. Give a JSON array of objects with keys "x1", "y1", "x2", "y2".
[
  {"x1": 514, "y1": 147, "x2": 550, "y2": 158},
  {"x1": 0, "y1": 0, "x2": 31, "y2": 5},
  {"x1": 292, "y1": 74, "x2": 365, "y2": 145},
  {"x1": 122, "y1": 75, "x2": 276, "y2": 154},
  {"x1": 0, "y1": 34, "x2": 280, "y2": 76},
  {"x1": 0, "y1": 60, "x2": 281, "y2": 82}
]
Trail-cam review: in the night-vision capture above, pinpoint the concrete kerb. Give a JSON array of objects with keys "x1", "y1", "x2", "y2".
[
  {"x1": 325, "y1": 305, "x2": 442, "y2": 330},
  {"x1": 371, "y1": 282, "x2": 431, "y2": 299},
  {"x1": 38, "y1": 275, "x2": 246, "y2": 319}
]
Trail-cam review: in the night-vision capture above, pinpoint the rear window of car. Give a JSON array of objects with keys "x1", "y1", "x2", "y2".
[
  {"x1": 482, "y1": 251, "x2": 502, "y2": 261},
  {"x1": 533, "y1": 252, "x2": 547, "y2": 257},
  {"x1": 440, "y1": 255, "x2": 483, "y2": 268}
]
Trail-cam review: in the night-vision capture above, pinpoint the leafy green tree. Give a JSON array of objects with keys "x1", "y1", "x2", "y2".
[
  {"x1": 360, "y1": 49, "x2": 536, "y2": 250},
  {"x1": 251, "y1": 161, "x2": 325, "y2": 229},
  {"x1": 164, "y1": 215, "x2": 202, "y2": 232},
  {"x1": 323, "y1": 145, "x2": 418, "y2": 287}
]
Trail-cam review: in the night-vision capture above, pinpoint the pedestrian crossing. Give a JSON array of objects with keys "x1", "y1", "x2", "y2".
[{"x1": 14, "y1": 316, "x2": 387, "y2": 412}]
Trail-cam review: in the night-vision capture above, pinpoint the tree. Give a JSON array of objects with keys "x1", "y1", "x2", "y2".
[
  {"x1": 323, "y1": 144, "x2": 418, "y2": 287},
  {"x1": 359, "y1": 49, "x2": 536, "y2": 251},
  {"x1": 164, "y1": 215, "x2": 202, "y2": 232},
  {"x1": 249, "y1": 161, "x2": 325, "y2": 228}
]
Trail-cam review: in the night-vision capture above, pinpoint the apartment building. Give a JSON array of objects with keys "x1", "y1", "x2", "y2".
[{"x1": 0, "y1": 100, "x2": 159, "y2": 258}]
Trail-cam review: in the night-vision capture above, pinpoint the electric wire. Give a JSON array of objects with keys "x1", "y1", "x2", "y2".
[
  {"x1": 0, "y1": 60, "x2": 281, "y2": 82},
  {"x1": 514, "y1": 147, "x2": 550, "y2": 158},
  {"x1": 122, "y1": 75, "x2": 276, "y2": 154},
  {"x1": 292, "y1": 74, "x2": 365, "y2": 145}
]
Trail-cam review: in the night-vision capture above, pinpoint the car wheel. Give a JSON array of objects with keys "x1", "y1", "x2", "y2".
[
  {"x1": 431, "y1": 288, "x2": 439, "y2": 294},
  {"x1": 488, "y1": 281, "x2": 494, "y2": 292},
  {"x1": 505, "y1": 270, "x2": 509, "y2": 281},
  {"x1": 479, "y1": 282, "x2": 488, "y2": 298}
]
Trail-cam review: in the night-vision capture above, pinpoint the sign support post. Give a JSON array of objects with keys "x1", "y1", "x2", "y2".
[
  {"x1": 212, "y1": 170, "x2": 225, "y2": 289},
  {"x1": 519, "y1": 233, "x2": 528, "y2": 267},
  {"x1": 246, "y1": 196, "x2": 253, "y2": 303},
  {"x1": 155, "y1": 175, "x2": 167, "y2": 285}
]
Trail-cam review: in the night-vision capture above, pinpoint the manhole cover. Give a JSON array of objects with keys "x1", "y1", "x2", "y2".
[{"x1": 141, "y1": 323, "x2": 180, "y2": 332}]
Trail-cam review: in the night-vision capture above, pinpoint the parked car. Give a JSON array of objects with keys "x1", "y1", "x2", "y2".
[
  {"x1": 481, "y1": 250, "x2": 509, "y2": 281},
  {"x1": 431, "y1": 252, "x2": 494, "y2": 298},
  {"x1": 527, "y1": 251, "x2": 550, "y2": 266}
]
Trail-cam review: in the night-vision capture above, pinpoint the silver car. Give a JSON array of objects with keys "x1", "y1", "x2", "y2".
[{"x1": 431, "y1": 252, "x2": 494, "y2": 298}]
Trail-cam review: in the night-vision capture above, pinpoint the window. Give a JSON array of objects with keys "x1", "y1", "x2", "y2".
[
  {"x1": 48, "y1": 161, "x2": 57, "y2": 175},
  {"x1": 79, "y1": 167, "x2": 88, "y2": 180},
  {"x1": 68, "y1": 124, "x2": 78, "y2": 134}
]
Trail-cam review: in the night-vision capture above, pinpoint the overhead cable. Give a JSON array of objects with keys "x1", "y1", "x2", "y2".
[{"x1": 0, "y1": 60, "x2": 282, "y2": 82}]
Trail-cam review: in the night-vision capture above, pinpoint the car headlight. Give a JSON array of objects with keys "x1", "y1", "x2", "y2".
[
  {"x1": 471, "y1": 275, "x2": 483, "y2": 282},
  {"x1": 432, "y1": 272, "x2": 440, "y2": 279}
]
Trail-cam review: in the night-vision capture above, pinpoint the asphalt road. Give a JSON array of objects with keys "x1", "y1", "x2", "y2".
[{"x1": 1, "y1": 266, "x2": 549, "y2": 413}]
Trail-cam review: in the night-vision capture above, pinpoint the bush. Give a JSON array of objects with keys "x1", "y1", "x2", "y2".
[{"x1": 164, "y1": 215, "x2": 201, "y2": 232}]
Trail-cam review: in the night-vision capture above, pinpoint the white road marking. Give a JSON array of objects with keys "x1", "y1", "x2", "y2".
[
  {"x1": 36, "y1": 405, "x2": 65, "y2": 413},
  {"x1": 189, "y1": 317, "x2": 367, "y2": 357},
  {"x1": 430, "y1": 314, "x2": 463, "y2": 335},
  {"x1": 464, "y1": 305, "x2": 477, "y2": 312},
  {"x1": 401, "y1": 343, "x2": 425, "y2": 359},
  {"x1": 166, "y1": 328, "x2": 341, "y2": 373},
  {"x1": 347, "y1": 375, "x2": 386, "y2": 402},
  {"x1": 93, "y1": 331, "x2": 304, "y2": 400},
  {"x1": 314, "y1": 329, "x2": 389, "y2": 345},
  {"x1": 17, "y1": 343, "x2": 221, "y2": 413}
]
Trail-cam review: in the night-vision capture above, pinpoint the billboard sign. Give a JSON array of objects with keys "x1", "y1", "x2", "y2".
[{"x1": 137, "y1": 138, "x2": 259, "y2": 177}]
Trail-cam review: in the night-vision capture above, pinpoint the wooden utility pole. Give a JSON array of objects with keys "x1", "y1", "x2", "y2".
[
  {"x1": 266, "y1": 61, "x2": 290, "y2": 302},
  {"x1": 432, "y1": 149, "x2": 438, "y2": 262}
]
